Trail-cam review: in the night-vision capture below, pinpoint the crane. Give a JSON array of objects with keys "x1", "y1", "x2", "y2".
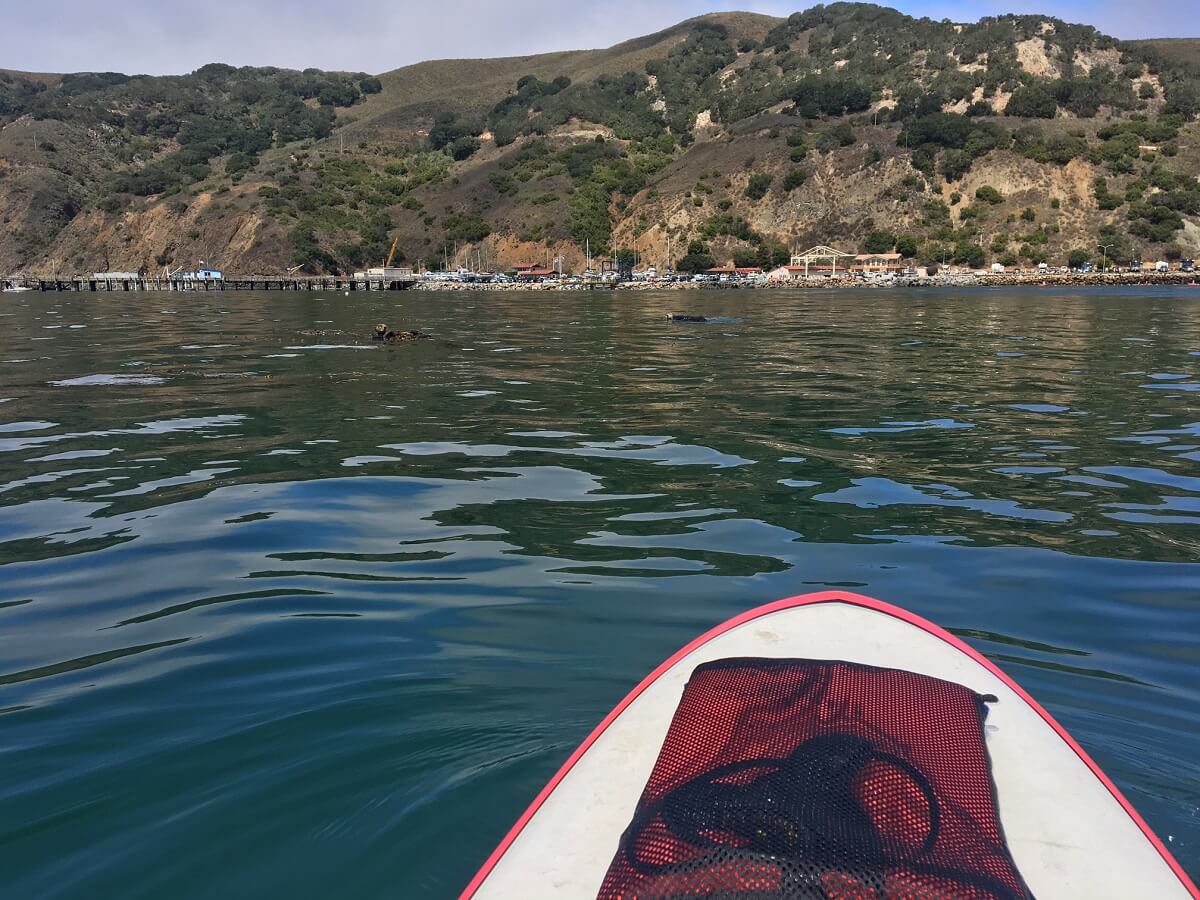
[{"x1": 384, "y1": 236, "x2": 400, "y2": 268}]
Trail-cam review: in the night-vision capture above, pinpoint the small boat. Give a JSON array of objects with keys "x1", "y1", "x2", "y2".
[
  {"x1": 2, "y1": 285, "x2": 33, "y2": 293},
  {"x1": 464, "y1": 591, "x2": 1197, "y2": 899}
]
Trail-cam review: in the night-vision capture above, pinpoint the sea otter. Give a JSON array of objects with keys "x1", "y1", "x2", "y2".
[{"x1": 373, "y1": 323, "x2": 429, "y2": 343}]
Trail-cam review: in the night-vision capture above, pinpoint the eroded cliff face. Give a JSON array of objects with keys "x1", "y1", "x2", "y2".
[
  {"x1": 0, "y1": 113, "x2": 286, "y2": 275},
  {"x1": 35, "y1": 195, "x2": 280, "y2": 275}
]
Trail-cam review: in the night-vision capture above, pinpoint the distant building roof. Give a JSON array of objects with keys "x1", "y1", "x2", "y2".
[{"x1": 854, "y1": 253, "x2": 903, "y2": 261}]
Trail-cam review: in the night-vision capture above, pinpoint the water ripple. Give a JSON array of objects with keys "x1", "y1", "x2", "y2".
[{"x1": 2, "y1": 287, "x2": 1199, "y2": 896}]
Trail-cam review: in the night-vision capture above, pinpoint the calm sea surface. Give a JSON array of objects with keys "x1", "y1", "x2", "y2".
[{"x1": 1, "y1": 287, "x2": 1198, "y2": 896}]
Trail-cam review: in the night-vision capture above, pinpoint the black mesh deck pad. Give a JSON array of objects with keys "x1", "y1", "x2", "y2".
[{"x1": 598, "y1": 658, "x2": 1032, "y2": 900}]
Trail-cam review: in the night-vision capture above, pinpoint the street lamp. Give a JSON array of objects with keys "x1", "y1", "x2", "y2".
[{"x1": 1097, "y1": 243, "x2": 1113, "y2": 273}]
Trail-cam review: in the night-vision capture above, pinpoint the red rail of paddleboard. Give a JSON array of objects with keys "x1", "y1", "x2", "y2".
[{"x1": 461, "y1": 591, "x2": 1199, "y2": 898}]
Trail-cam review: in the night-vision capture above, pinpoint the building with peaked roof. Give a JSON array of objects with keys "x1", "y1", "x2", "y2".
[
  {"x1": 789, "y1": 245, "x2": 854, "y2": 277},
  {"x1": 850, "y1": 253, "x2": 904, "y2": 275},
  {"x1": 515, "y1": 267, "x2": 557, "y2": 281}
]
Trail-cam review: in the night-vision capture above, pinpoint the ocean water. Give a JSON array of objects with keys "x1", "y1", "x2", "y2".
[{"x1": 0, "y1": 287, "x2": 1198, "y2": 896}]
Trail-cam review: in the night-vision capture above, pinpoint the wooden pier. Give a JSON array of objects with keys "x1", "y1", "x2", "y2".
[{"x1": 1, "y1": 275, "x2": 418, "y2": 293}]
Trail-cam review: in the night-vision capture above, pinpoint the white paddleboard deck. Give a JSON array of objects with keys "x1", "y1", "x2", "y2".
[{"x1": 465, "y1": 592, "x2": 1196, "y2": 899}]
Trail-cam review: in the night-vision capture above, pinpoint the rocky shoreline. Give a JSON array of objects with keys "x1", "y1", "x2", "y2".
[{"x1": 413, "y1": 272, "x2": 1200, "y2": 292}]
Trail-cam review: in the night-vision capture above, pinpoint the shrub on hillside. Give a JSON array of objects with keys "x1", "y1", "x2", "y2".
[
  {"x1": 975, "y1": 185, "x2": 1003, "y2": 204},
  {"x1": 442, "y1": 212, "x2": 491, "y2": 243},
  {"x1": 782, "y1": 168, "x2": 808, "y2": 192},
  {"x1": 1005, "y1": 83, "x2": 1058, "y2": 118},
  {"x1": 816, "y1": 122, "x2": 857, "y2": 151},
  {"x1": 744, "y1": 174, "x2": 773, "y2": 200}
]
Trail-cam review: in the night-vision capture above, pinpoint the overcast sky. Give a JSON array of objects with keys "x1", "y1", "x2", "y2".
[{"x1": 5, "y1": 0, "x2": 1194, "y2": 77}]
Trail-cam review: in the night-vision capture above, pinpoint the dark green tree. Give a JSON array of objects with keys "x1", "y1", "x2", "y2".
[
  {"x1": 1067, "y1": 249, "x2": 1091, "y2": 268},
  {"x1": 864, "y1": 230, "x2": 897, "y2": 253},
  {"x1": 744, "y1": 174, "x2": 773, "y2": 200},
  {"x1": 895, "y1": 235, "x2": 919, "y2": 258},
  {"x1": 676, "y1": 252, "x2": 716, "y2": 274},
  {"x1": 1005, "y1": 83, "x2": 1057, "y2": 118}
]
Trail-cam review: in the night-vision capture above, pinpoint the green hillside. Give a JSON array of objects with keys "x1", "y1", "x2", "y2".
[
  {"x1": 0, "y1": 4, "x2": 1197, "y2": 275},
  {"x1": 1127, "y1": 38, "x2": 1200, "y2": 71}
]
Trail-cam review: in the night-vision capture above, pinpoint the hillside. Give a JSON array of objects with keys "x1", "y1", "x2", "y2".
[
  {"x1": 1, "y1": 4, "x2": 1198, "y2": 276},
  {"x1": 1128, "y1": 39, "x2": 1200, "y2": 70}
]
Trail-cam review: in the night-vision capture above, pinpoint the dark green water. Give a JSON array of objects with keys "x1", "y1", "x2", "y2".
[{"x1": 1, "y1": 287, "x2": 1199, "y2": 896}]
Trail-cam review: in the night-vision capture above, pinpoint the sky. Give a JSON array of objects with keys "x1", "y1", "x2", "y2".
[{"x1": 3, "y1": 0, "x2": 1194, "y2": 77}]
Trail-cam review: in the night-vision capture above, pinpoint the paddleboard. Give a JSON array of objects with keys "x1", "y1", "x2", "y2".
[{"x1": 463, "y1": 591, "x2": 1198, "y2": 899}]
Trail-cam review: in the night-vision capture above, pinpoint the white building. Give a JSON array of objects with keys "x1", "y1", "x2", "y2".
[{"x1": 353, "y1": 266, "x2": 414, "y2": 279}]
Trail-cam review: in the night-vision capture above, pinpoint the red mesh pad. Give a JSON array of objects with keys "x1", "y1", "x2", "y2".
[{"x1": 598, "y1": 658, "x2": 1032, "y2": 900}]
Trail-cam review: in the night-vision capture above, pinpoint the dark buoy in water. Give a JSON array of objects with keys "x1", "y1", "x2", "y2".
[{"x1": 667, "y1": 314, "x2": 708, "y2": 323}]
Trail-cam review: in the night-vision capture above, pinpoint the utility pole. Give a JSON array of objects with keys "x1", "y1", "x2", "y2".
[{"x1": 1097, "y1": 243, "x2": 1112, "y2": 273}]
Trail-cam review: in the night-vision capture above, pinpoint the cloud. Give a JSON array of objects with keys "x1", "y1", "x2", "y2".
[{"x1": 2, "y1": 0, "x2": 1193, "y2": 76}]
